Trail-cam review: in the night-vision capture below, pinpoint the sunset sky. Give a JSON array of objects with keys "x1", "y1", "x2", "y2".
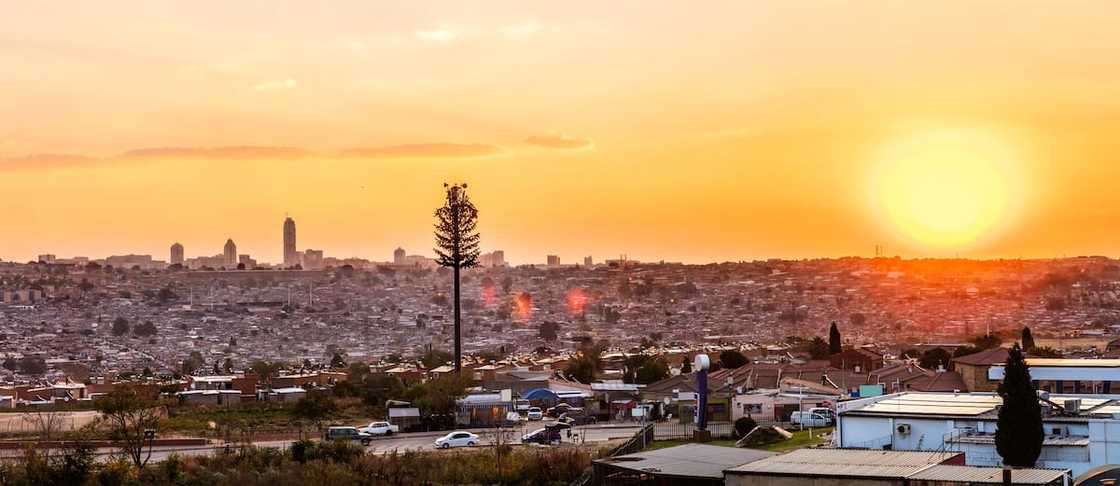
[{"x1": 3, "y1": 1, "x2": 1120, "y2": 264}]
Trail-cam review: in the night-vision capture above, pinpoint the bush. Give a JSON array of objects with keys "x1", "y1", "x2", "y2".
[{"x1": 735, "y1": 416, "x2": 758, "y2": 438}]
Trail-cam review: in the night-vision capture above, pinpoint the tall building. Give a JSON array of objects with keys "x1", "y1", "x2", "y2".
[
  {"x1": 170, "y1": 243, "x2": 184, "y2": 266},
  {"x1": 584, "y1": 255, "x2": 593, "y2": 267},
  {"x1": 393, "y1": 247, "x2": 406, "y2": 265},
  {"x1": 283, "y1": 217, "x2": 298, "y2": 267},
  {"x1": 547, "y1": 255, "x2": 560, "y2": 267},
  {"x1": 37, "y1": 254, "x2": 56, "y2": 264},
  {"x1": 479, "y1": 250, "x2": 506, "y2": 267},
  {"x1": 303, "y1": 249, "x2": 324, "y2": 270},
  {"x1": 223, "y1": 239, "x2": 237, "y2": 268}
]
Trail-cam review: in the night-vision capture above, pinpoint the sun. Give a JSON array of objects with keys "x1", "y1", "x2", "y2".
[{"x1": 872, "y1": 129, "x2": 1022, "y2": 249}]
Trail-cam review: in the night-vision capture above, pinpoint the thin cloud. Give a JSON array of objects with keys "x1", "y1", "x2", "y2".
[
  {"x1": 251, "y1": 78, "x2": 297, "y2": 91},
  {"x1": 415, "y1": 27, "x2": 457, "y2": 42},
  {"x1": 525, "y1": 133, "x2": 594, "y2": 150},
  {"x1": 339, "y1": 143, "x2": 507, "y2": 159},
  {"x1": 503, "y1": 21, "x2": 542, "y2": 39},
  {"x1": 0, "y1": 154, "x2": 103, "y2": 171},
  {"x1": 121, "y1": 146, "x2": 314, "y2": 159}
]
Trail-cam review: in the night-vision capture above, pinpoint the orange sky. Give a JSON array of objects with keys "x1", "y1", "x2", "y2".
[{"x1": 3, "y1": 1, "x2": 1120, "y2": 264}]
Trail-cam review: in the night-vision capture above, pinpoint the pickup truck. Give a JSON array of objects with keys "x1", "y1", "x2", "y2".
[{"x1": 358, "y1": 421, "x2": 399, "y2": 436}]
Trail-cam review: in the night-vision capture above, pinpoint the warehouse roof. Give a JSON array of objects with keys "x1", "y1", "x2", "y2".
[
  {"x1": 596, "y1": 444, "x2": 775, "y2": 480},
  {"x1": 725, "y1": 448, "x2": 961, "y2": 479},
  {"x1": 906, "y1": 465, "x2": 1069, "y2": 484}
]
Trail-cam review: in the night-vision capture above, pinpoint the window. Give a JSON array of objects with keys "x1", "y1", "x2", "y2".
[{"x1": 743, "y1": 403, "x2": 763, "y2": 414}]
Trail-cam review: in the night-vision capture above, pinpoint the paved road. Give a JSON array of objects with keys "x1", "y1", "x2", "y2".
[{"x1": 1, "y1": 422, "x2": 645, "y2": 463}]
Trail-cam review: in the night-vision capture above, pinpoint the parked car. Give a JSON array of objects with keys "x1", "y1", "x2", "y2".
[
  {"x1": 434, "y1": 431, "x2": 480, "y2": 449},
  {"x1": 505, "y1": 411, "x2": 523, "y2": 425},
  {"x1": 325, "y1": 426, "x2": 372, "y2": 446},
  {"x1": 560, "y1": 414, "x2": 597, "y2": 426},
  {"x1": 358, "y1": 421, "x2": 399, "y2": 436},
  {"x1": 790, "y1": 411, "x2": 832, "y2": 427},
  {"x1": 521, "y1": 427, "x2": 561, "y2": 445},
  {"x1": 527, "y1": 407, "x2": 543, "y2": 420}
]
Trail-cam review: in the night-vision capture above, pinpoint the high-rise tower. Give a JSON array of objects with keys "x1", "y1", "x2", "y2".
[
  {"x1": 223, "y1": 239, "x2": 237, "y2": 268},
  {"x1": 170, "y1": 242, "x2": 184, "y2": 266},
  {"x1": 283, "y1": 217, "x2": 298, "y2": 267}
]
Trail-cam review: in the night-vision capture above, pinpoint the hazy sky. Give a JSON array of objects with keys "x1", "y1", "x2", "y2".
[{"x1": 3, "y1": 1, "x2": 1120, "y2": 264}]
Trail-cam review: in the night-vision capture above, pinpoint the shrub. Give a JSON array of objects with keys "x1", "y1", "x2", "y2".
[{"x1": 735, "y1": 416, "x2": 758, "y2": 438}]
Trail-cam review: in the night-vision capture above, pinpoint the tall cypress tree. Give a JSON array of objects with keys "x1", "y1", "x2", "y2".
[
  {"x1": 995, "y1": 343, "x2": 1043, "y2": 467},
  {"x1": 828, "y1": 321, "x2": 842, "y2": 355},
  {"x1": 1021, "y1": 327, "x2": 1036, "y2": 352}
]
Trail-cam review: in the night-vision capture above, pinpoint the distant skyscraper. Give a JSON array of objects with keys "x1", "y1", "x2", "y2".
[
  {"x1": 223, "y1": 239, "x2": 237, "y2": 268},
  {"x1": 547, "y1": 255, "x2": 560, "y2": 267},
  {"x1": 394, "y1": 247, "x2": 406, "y2": 265},
  {"x1": 303, "y1": 249, "x2": 324, "y2": 270},
  {"x1": 584, "y1": 255, "x2": 593, "y2": 267},
  {"x1": 283, "y1": 217, "x2": 298, "y2": 267},
  {"x1": 170, "y1": 243, "x2": 184, "y2": 266}
]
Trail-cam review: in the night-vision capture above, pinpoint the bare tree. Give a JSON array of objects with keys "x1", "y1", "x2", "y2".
[
  {"x1": 22, "y1": 409, "x2": 64, "y2": 458},
  {"x1": 434, "y1": 183, "x2": 480, "y2": 373},
  {"x1": 95, "y1": 386, "x2": 163, "y2": 469}
]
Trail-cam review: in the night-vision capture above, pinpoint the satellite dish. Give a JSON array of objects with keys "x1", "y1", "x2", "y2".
[{"x1": 694, "y1": 354, "x2": 711, "y2": 371}]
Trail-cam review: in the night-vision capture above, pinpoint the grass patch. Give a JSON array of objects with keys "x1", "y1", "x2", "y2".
[
  {"x1": 647, "y1": 439, "x2": 739, "y2": 450},
  {"x1": 753, "y1": 427, "x2": 833, "y2": 452}
]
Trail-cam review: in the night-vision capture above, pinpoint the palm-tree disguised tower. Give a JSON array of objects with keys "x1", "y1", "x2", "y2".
[{"x1": 434, "y1": 183, "x2": 480, "y2": 373}]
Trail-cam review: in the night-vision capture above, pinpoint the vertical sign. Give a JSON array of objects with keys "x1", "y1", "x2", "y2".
[{"x1": 694, "y1": 354, "x2": 710, "y2": 431}]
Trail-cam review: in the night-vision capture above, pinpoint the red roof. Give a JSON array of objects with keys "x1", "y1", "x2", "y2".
[{"x1": 950, "y1": 347, "x2": 1008, "y2": 366}]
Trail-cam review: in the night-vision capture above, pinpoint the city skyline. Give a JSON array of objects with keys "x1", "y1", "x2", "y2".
[{"x1": 5, "y1": 2, "x2": 1120, "y2": 263}]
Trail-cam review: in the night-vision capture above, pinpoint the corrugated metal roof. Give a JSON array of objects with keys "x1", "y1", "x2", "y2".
[
  {"x1": 597, "y1": 444, "x2": 776, "y2": 479},
  {"x1": 726, "y1": 448, "x2": 961, "y2": 478},
  {"x1": 906, "y1": 465, "x2": 1068, "y2": 484}
]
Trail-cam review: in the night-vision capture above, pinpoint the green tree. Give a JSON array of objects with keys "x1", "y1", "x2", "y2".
[
  {"x1": 293, "y1": 394, "x2": 339, "y2": 431},
  {"x1": 433, "y1": 183, "x2": 481, "y2": 374},
  {"x1": 1021, "y1": 327, "x2": 1036, "y2": 351},
  {"x1": 565, "y1": 345, "x2": 603, "y2": 383},
  {"x1": 680, "y1": 358, "x2": 692, "y2": 374},
  {"x1": 808, "y1": 337, "x2": 829, "y2": 359},
  {"x1": 111, "y1": 317, "x2": 130, "y2": 336},
  {"x1": 970, "y1": 333, "x2": 1002, "y2": 350},
  {"x1": 919, "y1": 348, "x2": 952, "y2": 369},
  {"x1": 995, "y1": 343, "x2": 1042, "y2": 467},
  {"x1": 828, "y1": 321, "x2": 842, "y2": 354},
  {"x1": 96, "y1": 386, "x2": 162, "y2": 469},
  {"x1": 1028, "y1": 346, "x2": 1063, "y2": 358},
  {"x1": 329, "y1": 353, "x2": 347, "y2": 369},
  {"x1": 420, "y1": 349, "x2": 453, "y2": 369},
  {"x1": 718, "y1": 350, "x2": 749, "y2": 369}
]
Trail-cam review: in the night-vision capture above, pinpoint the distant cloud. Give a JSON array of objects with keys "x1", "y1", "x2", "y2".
[
  {"x1": 340, "y1": 143, "x2": 507, "y2": 159},
  {"x1": 0, "y1": 153, "x2": 102, "y2": 171},
  {"x1": 524, "y1": 133, "x2": 594, "y2": 150},
  {"x1": 121, "y1": 146, "x2": 314, "y2": 159},
  {"x1": 0, "y1": 142, "x2": 508, "y2": 172},
  {"x1": 251, "y1": 78, "x2": 297, "y2": 91},
  {"x1": 503, "y1": 21, "x2": 542, "y2": 39},
  {"x1": 415, "y1": 27, "x2": 457, "y2": 42}
]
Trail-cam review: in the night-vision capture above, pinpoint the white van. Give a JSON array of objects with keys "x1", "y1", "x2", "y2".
[{"x1": 790, "y1": 411, "x2": 832, "y2": 427}]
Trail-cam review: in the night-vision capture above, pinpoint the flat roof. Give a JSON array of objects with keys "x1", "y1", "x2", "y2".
[
  {"x1": 906, "y1": 465, "x2": 1068, "y2": 484},
  {"x1": 725, "y1": 448, "x2": 961, "y2": 478},
  {"x1": 596, "y1": 444, "x2": 776, "y2": 480}
]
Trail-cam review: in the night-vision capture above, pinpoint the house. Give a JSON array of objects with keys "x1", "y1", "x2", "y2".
[
  {"x1": 176, "y1": 389, "x2": 241, "y2": 406},
  {"x1": 266, "y1": 387, "x2": 306, "y2": 402},
  {"x1": 836, "y1": 391, "x2": 1120, "y2": 477},
  {"x1": 388, "y1": 406, "x2": 421, "y2": 431},
  {"x1": 829, "y1": 348, "x2": 883, "y2": 372},
  {"x1": 731, "y1": 387, "x2": 838, "y2": 423},
  {"x1": 951, "y1": 347, "x2": 1008, "y2": 392}
]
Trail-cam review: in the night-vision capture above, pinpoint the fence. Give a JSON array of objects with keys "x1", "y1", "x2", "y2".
[
  {"x1": 653, "y1": 421, "x2": 737, "y2": 441},
  {"x1": 570, "y1": 423, "x2": 655, "y2": 486}
]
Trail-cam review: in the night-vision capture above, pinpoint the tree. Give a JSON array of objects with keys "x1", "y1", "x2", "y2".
[
  {"x1": 433, "y1": 183, "x2": 481, "y2": 374},
  {"x1": 719, "y1": 350, "x2": 749, "y2": 369},
  {"x1": 250, "y1": 360, "x2": 284, "y2": 388},
  {"x1": 808, "y1": 337, "x2": 829, "y2": 359},
  {"x1": 565, "y1": 345, "x2": 604, "y2": 383},
  {"x1": 96, "y1": 386, "x2": 162, "y2": 469},
  {"x1": 970, "y1": 333, "x2": 1002, "y2": 350},
  {"x1": 329, "y1": 353, "x2": 347, "y2": 369},
  {"x1": 111, "y1": 317, "x2": 130, "y2": 336},
  {"x1": 133, "y1": 321, "x2": 157, "y2": 337},
  {"x1": 996, "y1": 343, "x2": 1042, "y2": 467},
  {"x1": 1021, "y1": 327, "x2": 1036, "y2": 351},
  {"x1": 622, "y1": 355, "x2": 670, "y2": 384},
  {"x1": 1028, "y1": 346, "x2": 1063, "y2": 358},
  {"x1": 500, "y1": 275, "x2": 514, "y2": 295},
  {"x1": 539, "y1": 322, "x2": 560, "y2": 341},
  {"x1": 293, "y1": 394, "x2": 339, "y2": 431},
  {"x1": 919, "y1": 348, "x2": 952, "y2": 369},
  {"x1": 420, "y1": 349, "x2": 453, "y2": 369},
  {"x1": 734, "y1": 416, "x2": 758, "y2": 438},
  {"x1": 680, "y1": 358, "x2": 693, "y2": 374},
  {"x1": 828, "y1": 321, "x2": 842, "y2": 354},
  {"x1": 18, "y1": 356, "x2": 47, "y2": 375}
]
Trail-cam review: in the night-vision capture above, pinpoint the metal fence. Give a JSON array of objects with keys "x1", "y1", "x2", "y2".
[
  {"x1": 653, "y1": 421, "x2": 737, "y2": 441},
  {"x1": 570, "y1": 423, "x2": 655, "y2": 486}
]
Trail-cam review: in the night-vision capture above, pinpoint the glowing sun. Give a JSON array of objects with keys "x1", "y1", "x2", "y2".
[{"x1": 873, "y1": 129, "x2": 1022, "y2": 249}]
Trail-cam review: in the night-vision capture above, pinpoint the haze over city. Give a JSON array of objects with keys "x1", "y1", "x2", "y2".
[
  {"x1": 5, "y1": 2, "x2": 1120, "y2": 264},
  {"x1": 6, "y1": 3, "x2": 1120, "y2": 485}
]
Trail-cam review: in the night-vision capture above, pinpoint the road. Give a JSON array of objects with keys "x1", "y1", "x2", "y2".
[{"x1": 0, "y1": 422, "x2": 645, "y2": 463}]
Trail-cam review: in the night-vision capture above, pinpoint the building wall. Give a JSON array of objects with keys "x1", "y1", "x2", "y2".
[
  {"x1": 725, "y1": 475, "x2": 900, "y2": 486},
  {"x1": 956, "y1": 363, "x2": 998, "y2": 392}
]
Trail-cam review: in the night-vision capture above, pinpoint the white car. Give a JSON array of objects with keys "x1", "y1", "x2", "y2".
[
  {"x1": 505, "y1": 411, "x2": 523, "y2": 424},
  {"x1": 527, "y1": 407, "x2": 543, "y2": 421},
  {"x1": 434, "y1": 431, "x2": 480, "y2": 449},
  {"x1": 358, "y1": 421, "x2": 399, "y2": 436}
]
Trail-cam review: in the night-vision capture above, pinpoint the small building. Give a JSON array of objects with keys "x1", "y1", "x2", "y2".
[
  {"x1": 266, "y1": 387, "x2": 306, "y2": 402},
  {"x1": 388, "y1": 407, "x2": 421, "y2": 431},
  {"x1": 176, "y1": 389, "x2": 241, "y2": 406},
  {"x1": 951, "y1": 347, "x2": 1008, "y2": 392},
  {"x1": 592, "y1": 443, "x2": 776, "y2": 485}
]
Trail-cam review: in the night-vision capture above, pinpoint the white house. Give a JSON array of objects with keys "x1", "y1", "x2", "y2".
[{"x1": 836, "y1": 391, "x2": 1120, "y2": 477}]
